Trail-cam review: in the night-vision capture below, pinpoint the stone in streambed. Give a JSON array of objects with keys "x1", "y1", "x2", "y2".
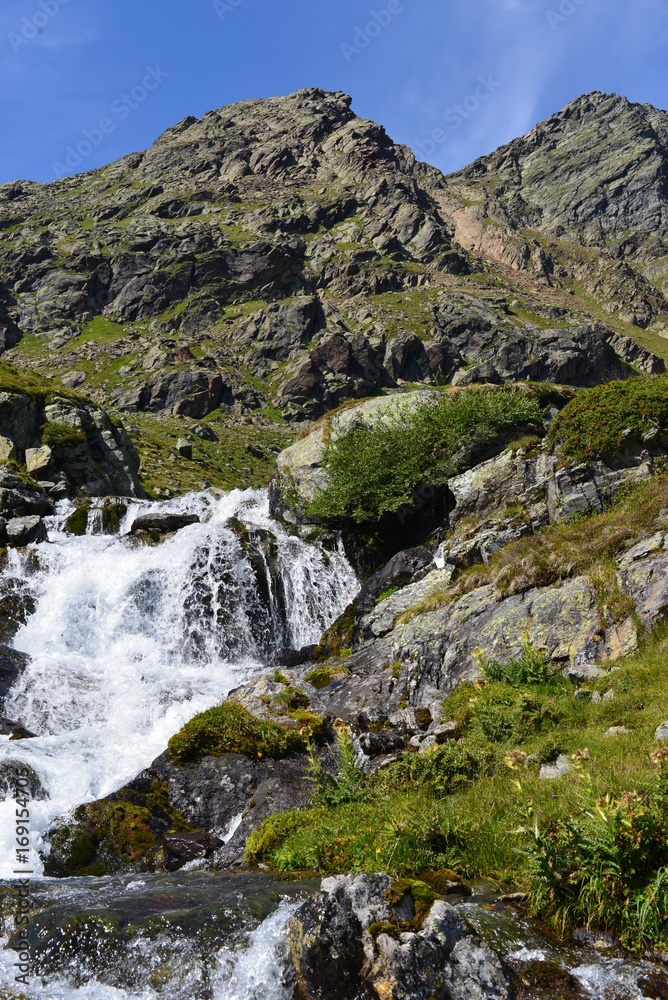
[
  {"x1": 0, "y1": 646, "x2": 30, "y2": 704},
  {"x1": 130, "y1": 512, "x2": 200, "y2": 534},
  {"x1": 288, "y1": 873, "x2": 513, "y2": 1000},
  {"x1": 6, "y1": 515, "x2": 48, "y2": 546},
  {"x1": 0, "y1": 717, "x2": 36, "y2": 739},
  {"x1": 162, "y1": 831, "x2": 224, "y2": 871}
]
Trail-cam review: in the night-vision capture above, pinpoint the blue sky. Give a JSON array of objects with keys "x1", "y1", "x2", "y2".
[{"x1": 1, "y1": 0, "x2": 667, "y2": 184}]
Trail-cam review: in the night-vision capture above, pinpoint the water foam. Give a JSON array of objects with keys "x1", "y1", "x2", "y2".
[{"x1": 0, "y1": 489, "x2": 357, "y2": 878}]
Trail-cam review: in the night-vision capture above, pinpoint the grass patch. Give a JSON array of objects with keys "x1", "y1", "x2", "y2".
[
  {"x1": 245, "y1": 625, "x2": 668, "y2": 953},
  {"x1": 547, "y1": 374, "x2": 668, "y2": 462},
  {"x1": 78, "y1": 316, "x2": 127, "y2": 345},
  {"x1": 307, "y1": 386, "x2": 544, "y2": 524},
  {"x1": 455, "y1": 473, "x2": 668, "y2": 600},
  {"x1": 41, "y1": 421, "x2": 86, "y2": 450},
  {"x1": 168, "y1": 701, "x2": 320, "y2": 763}
]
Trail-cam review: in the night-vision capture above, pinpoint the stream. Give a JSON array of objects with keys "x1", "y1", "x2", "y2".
[{"x1": 0, "y1": 489, "x2": 666, "y2": 998}]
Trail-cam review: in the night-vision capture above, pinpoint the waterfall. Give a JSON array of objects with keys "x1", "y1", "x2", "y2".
[{"x1": 0, "y1": 489, "x2": 358, "y2": 880}]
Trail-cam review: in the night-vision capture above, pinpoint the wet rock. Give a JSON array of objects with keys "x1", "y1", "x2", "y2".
[
  {"x1": 162, "y1": 831, "x2": 224, "y2": 871},
  {"x1": 0, "y1": 717, "x2": 36, "y2": 739},
  {"x1": 0, "y1": 646, "x2": 30, "y2": 704},
  {"x1": 0, "y1": 517, "x2": 5, "y2": 544},
  {"x1": 289, "y1": 874, "x2": 513, "y2": 1000},
  {"x1": 6, "y1": 515, "x2": 45, "y2": 550},
  {"x1": 6, "y1": 515, "x2": 47, "y2": 546},
  {"x1": 357, "y1": 546, "x2": 434, "y2": 608},
  {"x1": 0, "y1": 761, "x2": 47, "y2": 801},
  {"x1": 130, "y1": 512, "x2": 200, "y2": 534}
]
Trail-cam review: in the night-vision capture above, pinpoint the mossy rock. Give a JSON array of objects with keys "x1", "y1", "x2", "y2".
[
  {"x1": 66, "y1": 505, "x2": 90, "y2": 536},
  {"x1": 168, "y1": 700, "x2": 322, "y2": 763},
  {"x1": 385, "y1": 879, "x2": 442, "y2": 931}
]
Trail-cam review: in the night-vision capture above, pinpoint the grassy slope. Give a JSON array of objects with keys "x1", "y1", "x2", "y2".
[{"x1": 246, "y1": 474, "x2": 668, "y2": 952}]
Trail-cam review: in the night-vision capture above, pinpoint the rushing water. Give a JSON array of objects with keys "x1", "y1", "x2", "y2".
[
  {"x1": 0, "y1": 489, "x2": 358, "y2": 879},
  {"x1": 1, "y1": 489, "x2": 667, "y2": 999}
]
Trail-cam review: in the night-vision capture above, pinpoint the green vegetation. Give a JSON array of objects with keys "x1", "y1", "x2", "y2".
[
  {"x1": 304, "y1": 664, "x2": 350, "y2": 689},
  {"x1": 41, "y1": 421, "x2": 86, "y2": 450},
  {"x1": 168, "y1": 701, "x2": 321, "y2": 763},
  {"x1": 308, "y1": 386, "x2": 543, "y2": 524},
  {"x1": 305, "y1": 725, "x2": 366, "y2": 807},
  {"x1": 66, "y1": 506, "x2": 90, "y2": 536},
  {"x1": 456, "y1": 472, "x2": 668, "y2": 602},
  {"x1": 547, "y1": 374, "x2": 668, "y2": 461},
  {"x1": 78, "y1": 316, "x2": 126, "y2": 344},
  {"x1": 246, "y1": 626, "x2": 668, "y2": 953},
  {"x1": 0, "y1": 359, "x2": 82, "y2": 404}
]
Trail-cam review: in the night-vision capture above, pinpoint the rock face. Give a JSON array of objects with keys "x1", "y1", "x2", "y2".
[
  {"x1": 289, "y1": 874, "x2": 513, "y2": 1000},
  {"x1": 2, "y1": 88, "x2": 667, "y2": 438},
  {"x1": 0, "y1": 382, "x2": 143, "y2": 500}
]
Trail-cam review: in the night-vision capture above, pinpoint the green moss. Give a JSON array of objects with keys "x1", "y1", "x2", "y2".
[
  {"x1": 547, "y1": 375, "x2": 668, "y2": 461},
  {"x1": 66, "y1": 505, "x2": 90, "y2": 536},
  {"x1": 368, "y1": 920, "x2": 401, "y2": 941},
  {"x1": 168, "y1": 701, "x2": 312, "y2": 763},
  {"x1": 376, "y1": 585, "x2": 400, "y2": 604},
  {"x1": 386, "y1": 879, "x2": 441, "y2": 930},
  {"x1": 305, "y1": 664, "x2": 351, "y2": 690}
]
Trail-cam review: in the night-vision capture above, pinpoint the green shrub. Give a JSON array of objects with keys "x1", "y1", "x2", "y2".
[
  {"x1": 477, "y1": 635, "x2": 553, "y2": 686},
  {"x1": 527, "y1": 774, "x2": 668, "y2": 954},
  {"x1": 547, "y1": 374, "x2": 668, "y2": 462},
  {"x1": 168, "y1": 701, "x2": 313, "y2": 763},
  {"x1": 308, "y1": 386, "x2": 543, "y2": 524},
  {"x1": 41, "y1": 421, "x2": 86, "y2": 450},
  {"x1": 306, "y1": 725, "x2": 366, "y2": 807}
]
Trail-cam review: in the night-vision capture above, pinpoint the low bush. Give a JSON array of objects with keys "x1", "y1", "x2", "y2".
[
  {"x1": 308, "y1": 386, "x2": 544, "y2": 524},
  {"x1": 547, "y1": 374, "x2": 668, "y2": 462}
]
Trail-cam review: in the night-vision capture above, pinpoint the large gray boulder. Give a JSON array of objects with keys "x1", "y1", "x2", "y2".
[{"x1": 289, "y1": 874, "x2": 512, "y2": 1000}]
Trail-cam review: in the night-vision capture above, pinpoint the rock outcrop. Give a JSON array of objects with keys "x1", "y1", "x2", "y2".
[{"x1": 289, "y1": 874, "x2": 513, "y2": 1000}]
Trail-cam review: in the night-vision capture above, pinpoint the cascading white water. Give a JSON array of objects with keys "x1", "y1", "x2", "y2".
[{"x1": 0, "y1": 489, "x2": 358, "y2": 880}]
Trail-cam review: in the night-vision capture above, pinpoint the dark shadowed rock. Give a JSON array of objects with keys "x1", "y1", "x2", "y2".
[
  {"x1": 0, "y1": 717, "x2": 36, "y2": 739},
  {"x1": 0, "y1": 646, "x2": 30, "y2": 704},
  {"x1": 162, "y1": 831, "x2": 224, "y2": 871},
  {"x1": 130, "y1": 512, "x2": 200, "y2": 534}
]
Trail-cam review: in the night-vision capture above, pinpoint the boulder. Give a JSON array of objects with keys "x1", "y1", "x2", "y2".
[
  {"x1": 0, "y1": 646, "x2": 30, "y2": 704},
  {"x1": 289, "y1": 874, "x2": 513, "y2": 1000},
  {"x1": 176, "y1": 438, "x2": 193, "y2": 459},
  {"x1": 130, "y1": 512, "x2": 200, "y2": 534},
  {"x1": 162, "y1": 831, "x2": 224, "y2": 872},
  {"x1": 655, "y1": 722, "x2": 668, "y2": 743},
  {"x1": 25, "y1": 445, "x2": 53, "y2": 479},
  {"x1": 539, "y1": 755, "x2": 573, "y2": 780},
  {"x1": 6, "y1": 515, "x2": 48, "y2": 546},
  {"x1": 0, "y1": 435, "x2": 16, "y2": 464},
  {"x1": 0, "y1": 717, "x2": 36, "y2": 739}
]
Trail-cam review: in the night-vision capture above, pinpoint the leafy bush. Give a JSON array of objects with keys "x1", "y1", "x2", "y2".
[
  {"x1": 306, "y1": 725, "x2": 366, "y2": 807},
  {"x1": 547, "y1": 374, "x2": 668, "y2": 462},
  {"x1": 527, "y1": 775, "x2": 668, "y2": 953},
  {"x1": 308, "y1": 386, "x2": 543, "y2": 524},
  {"x1": 477, "y1": 636, "x2": 553, "y2": 686},
  {"x1": 168, "y1": 701, "x2": 317, "y2": 763}
]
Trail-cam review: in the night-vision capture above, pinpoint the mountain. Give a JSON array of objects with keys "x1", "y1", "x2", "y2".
[{"x1": 1, "y1": 88, "x2": 667, "y2": 496}]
